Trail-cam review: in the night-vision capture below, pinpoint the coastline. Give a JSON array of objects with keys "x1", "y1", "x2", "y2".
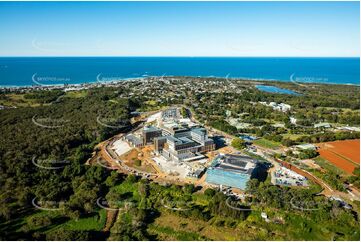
[
  {"x1": 0, "y1": 77, "x2": 145, "y2": 90},
  {"x1": 0, "y1": 57, "x2": 359, "y2": 88},
  {"x1": 0, "y1": 75, "x2": 359, "y2": 90}
]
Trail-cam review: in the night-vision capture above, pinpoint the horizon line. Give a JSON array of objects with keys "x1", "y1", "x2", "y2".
[{"x1": 0, "y1": 56, "x2": 360, "y2": 58}]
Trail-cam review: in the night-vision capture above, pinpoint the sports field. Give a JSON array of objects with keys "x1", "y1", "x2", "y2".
[{"x1": 317, "y1": 139, "x2": 360, "y2": 174}]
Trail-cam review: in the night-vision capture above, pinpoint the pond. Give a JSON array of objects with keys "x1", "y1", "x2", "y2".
[{"x1": 256, "y1": 85, "x2": 300, "y2": 95}]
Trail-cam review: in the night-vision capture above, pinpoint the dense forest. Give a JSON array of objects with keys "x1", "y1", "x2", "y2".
[{"x1": 0, "y1": 88, "x2": 134, "y2": 239}]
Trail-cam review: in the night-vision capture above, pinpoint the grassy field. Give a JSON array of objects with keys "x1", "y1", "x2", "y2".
[
  {"x1": 0, "y1": 207, "x2": 106, "y2": 240},
  {"x1": 147, "y1": 210, "x2": 286, "y2": 240},
  {"x1": 63, "y1": 90, "x2": 88, "y2": 98},
  {"x1": 146, "y1": 207, "x2": 359, "y2": 241},
  {"x1": 148, "y1": 223, "x2": 207, "y2": 240},
  {"x1": 52, "y1": 209, "x2": 106, "y2": 231},
  {"x1": 313, "y1": 157, "x2": 346, "y2": 176},
  {"x1": 1, "y1": 90, "x2": 87, "y2": 108},
  {"x1": 144, "y1": 100, "x2": 158, "y2": 106},
  {"x1": 306, "y1": 157, "x2": 351, "y2": 191},
  {"x1": 113, "y1": 180, "x2": 141, "y2": 201},
  {"x1": 0, "y1": 94, "x2": 44, "y2": 107},
  {"x1": 253, "y1": 138, "x2": 281, "y2": 149},
  {"x1": 147, "y1": 211, "x2": 229, "y2": 240},
  {"x1": 149, "y1": 209, "x2": 302, "y2": 240},
  {"x1": 282, "y1": 133, "x2": 305, "y2": 141},
  {"x1": 244, "y1": 150, "x2": 269, "y2": 162}
]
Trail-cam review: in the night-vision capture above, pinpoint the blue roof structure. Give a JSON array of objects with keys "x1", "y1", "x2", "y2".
[
  {"x1": 205, "y1": 154, "x2": 258, "y2": 190},
  {"x1": 206, "y1": 168, "x2": 251, "y2": 190}
]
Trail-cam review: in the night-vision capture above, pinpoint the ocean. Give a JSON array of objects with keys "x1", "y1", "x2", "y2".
[{"x1": 0, "y1": 57, "x2": 359, "y2": 87}]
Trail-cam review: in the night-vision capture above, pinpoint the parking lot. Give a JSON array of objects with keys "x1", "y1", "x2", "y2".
[{"x1": 272, "y1": 166, "x2": 308, "y2": 187}]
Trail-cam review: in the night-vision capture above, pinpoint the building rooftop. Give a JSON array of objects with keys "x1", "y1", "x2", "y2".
[
  {"x1": 206, "y1": 154, "x2": 259, "y2": 189},
  {"x1": 125, "y1": 134, "x2": 143, "y2": 145},
  {"x1": 191, "y1": 127, "x2": 206, "y2": 135},
  {"x1": 143, "y1": 125, "x2": 161, "y2": 133},
  {"x1": 166, "y1": 136, "x2": 195, "y2": 145},
  {"x1": 178, "y1": 136, "x2": 194, "y2": 143},
  {"x1": 295, "y1": 144, "x2": 317, "y2": 150},
  {"x1": 212, "y1": 154, "x2": 257, "y2": 175}
]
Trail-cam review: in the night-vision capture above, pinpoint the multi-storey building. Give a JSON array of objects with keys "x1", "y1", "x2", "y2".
[
  {"x1": 143, "y1": 125, "x2": 162, "y2": 145},
  {"x1": 154, "y1": 125, "x2": 215, "y2": 162},
  {"x1": 206, "y1": 154, "x2": 259, "y2": 190}
]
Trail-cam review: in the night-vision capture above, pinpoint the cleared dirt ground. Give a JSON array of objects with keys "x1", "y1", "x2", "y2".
[{"x1": 317, "y1": 139, "x2": 360, "y2": 174}]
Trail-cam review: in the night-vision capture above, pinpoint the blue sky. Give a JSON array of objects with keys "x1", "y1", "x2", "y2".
[{"x1": 0, "y1": 1, "x2": 359, "y2": 57}]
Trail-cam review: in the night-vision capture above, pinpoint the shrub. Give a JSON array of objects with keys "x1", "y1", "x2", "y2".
[
  {"x1": 134, "y1": 159, "x2": 142, "y2": 166},
  {"x1": 231, "y1": 138, "x2": 246, "y2": 150}
]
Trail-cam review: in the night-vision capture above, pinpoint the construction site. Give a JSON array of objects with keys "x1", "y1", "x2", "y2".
[
  {"x1": 89, "y1": 107, "x2": 358, "y2": 201},
  {"x1": 87, "y1": 107, "x2": 263, "y2": 191}
]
